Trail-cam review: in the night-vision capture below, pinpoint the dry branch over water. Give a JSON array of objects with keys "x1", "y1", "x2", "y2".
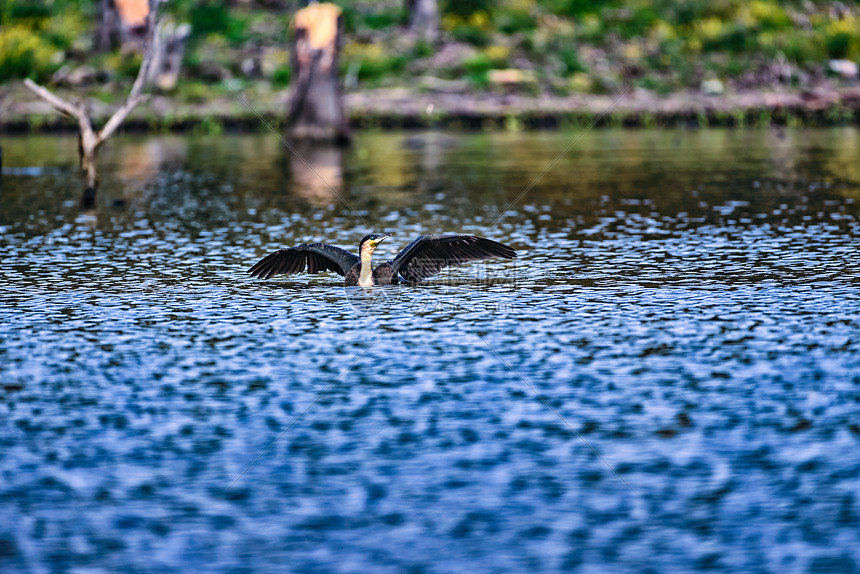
[{"x1": 20, "y1": 0, "x2": 161, "y2": 204}]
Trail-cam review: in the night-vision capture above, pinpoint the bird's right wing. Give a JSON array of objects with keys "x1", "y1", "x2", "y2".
[{"x1": 249, "y1": 243, "x2": 360, "y2": 279}]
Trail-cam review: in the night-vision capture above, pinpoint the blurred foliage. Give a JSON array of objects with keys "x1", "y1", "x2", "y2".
[
  {"x1": 86, "y1": 50, "x2": 143, "y2": 84},
  {"x1": 342, "y1": 41, "x2": 407, "y2": 84},
  {"x1": 441, "y1": 0, "x2": 496, "y2": 19},
  {"x1": 826, "y1": 17, "x2": 860, "y2": 58},
  {"x1": 362, "y1": 6, "x2": 407, "y2": 29},
  {"x1": 0, "y1": 0, "x2": 87, "y2": 82},
  {"x1": 1, "y1": 0, "x2": 859, "y2": 95},
  {"x1": 443, "y1": 11, "x2": 494, "y2": 46},
  {"x1": 0, "y1": 25, "x2": 59, "y2": 81},
  {"x1": 497, "y1": 9, "x2": 536, "y2": 34},
  {"x1": 462, "y1": 45, "x2": 511, "y2": 85},
  {"x1": 271, "y1": 65, "x2": 291, "y2": 87}
]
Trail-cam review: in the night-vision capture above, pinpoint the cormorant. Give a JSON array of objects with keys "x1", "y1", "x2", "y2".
[{"x1": 249, "y1": 233, "x2": 516, "y2": 287}]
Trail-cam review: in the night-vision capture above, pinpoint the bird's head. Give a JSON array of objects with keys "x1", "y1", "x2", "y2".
[{"x1": 359, "y1": 233, "x2": 391, "y2": 259}]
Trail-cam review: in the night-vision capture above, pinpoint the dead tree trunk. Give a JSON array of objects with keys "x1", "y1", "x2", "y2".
[
  {"x1": 287, "y1": 3, "x2": 350, "y2": 144},
  {"x1": 408, "y1": 0, "x2": 439, "y2": 43},
  {"x1": 95, "y1": 0, "x2": 149, "y2": 52},
  {"x1": 148, "y1": 20, "x2": 191, "y2": 91},
  {"x1": 95, "y1": 0, "x2": 122, "y2": 52},
  {"x1": 25, "y1": 0, "x2": 160, "y2": 208}
]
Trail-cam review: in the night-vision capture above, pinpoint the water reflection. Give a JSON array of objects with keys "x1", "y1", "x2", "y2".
[
  {"x1": 285, "y1": 143, "x2": 344, "y2": 207},
  {"x1": 114, "y1": 137, "x2": 188, "y2": 183},
  {"x1": 3, "y1": 129, "x2": 858, "y2": 237}
]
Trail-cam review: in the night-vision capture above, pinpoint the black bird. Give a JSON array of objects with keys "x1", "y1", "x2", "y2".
[{"x1": 249, "y1": 233, "x2": 516, "y2": 287}]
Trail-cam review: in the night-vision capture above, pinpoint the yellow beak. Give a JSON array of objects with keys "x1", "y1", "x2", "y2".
[{"x1": 371, "y1": 233, "x2": 391, "y2": 248}]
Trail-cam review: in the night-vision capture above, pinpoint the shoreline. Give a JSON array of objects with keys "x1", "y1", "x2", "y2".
[{"x1": 2, "y1": 83, "x2": 860, "y2": 133}]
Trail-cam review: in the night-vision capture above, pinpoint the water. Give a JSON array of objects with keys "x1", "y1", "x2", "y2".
[{"x1": 1, "y1": 128, "x2": 859, "y2": 573}]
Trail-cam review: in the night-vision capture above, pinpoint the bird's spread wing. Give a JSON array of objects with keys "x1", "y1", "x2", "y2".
[
  {"x1": 249, "y1": 243, "x2": 360, "y2": 279},
  {"x1": 389, "y1": 234, "x2": 516, "y2": 283}
]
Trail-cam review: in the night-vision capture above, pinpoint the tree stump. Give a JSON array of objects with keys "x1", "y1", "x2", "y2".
[
  {"x1": 95, "y1": 0, "x2": 149, "y2": 52},
  {"x1": 287, "y1": 3, "x2": 350, "y2": 144},
  {"x1": 149, "y1": 20, "x2": 191, "y2": 91},
  {"x1": 408, "y1": 0, "x2": 439, "y2": 43}
]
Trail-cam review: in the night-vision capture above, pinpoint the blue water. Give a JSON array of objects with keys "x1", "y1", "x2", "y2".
[{"x1": 1, "y1": 129, "x2": 859, "y2": 572}]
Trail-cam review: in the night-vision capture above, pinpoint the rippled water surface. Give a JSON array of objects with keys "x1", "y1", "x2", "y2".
[{"x1": 1, "y1": 129, "x2": 859, "y2": 572}]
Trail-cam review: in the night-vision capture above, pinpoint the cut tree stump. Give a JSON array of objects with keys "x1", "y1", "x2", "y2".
[
  {"x1": 287, "y1": 3, "x2": 350, "y2": 144},
  {"x1": 95, "y1": 0, "x2": 149, "y2": 52},
  {"x1": 408, "y1": 0, "x2": 439, "y2": 43},
  {"x1": 149, "y1": 20, "x2": 191, "y2": 91}
]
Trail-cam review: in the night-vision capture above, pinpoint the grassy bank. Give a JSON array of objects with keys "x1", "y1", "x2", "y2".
[{"x1": 3, "y1": 81, "x2": 860, "y2": 133}]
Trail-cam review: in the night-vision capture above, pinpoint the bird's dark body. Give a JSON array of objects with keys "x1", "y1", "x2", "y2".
[
  {"x1": 344, "y1": 262, "x2": 398, "y2": 286},
  {"x1": 248, "y1": 233, "x2": 516, "y2": 286}
]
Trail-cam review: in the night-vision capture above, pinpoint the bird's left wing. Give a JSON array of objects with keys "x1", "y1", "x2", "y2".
[
  {"x1": 389, "y1": 234, "x2": 516, "y2": 283},
  {"x1": 249, "y1": 243, "x2": 360, "y2": 279}
]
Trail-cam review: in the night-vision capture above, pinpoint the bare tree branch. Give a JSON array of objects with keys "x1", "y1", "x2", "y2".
[
  {"x1": 22, "y1": 78, "x2": 85, "y2": 121},
  {"x1": 20, "y1": 0, "x2": 163, "y2": 205},
  {"x1": 97, "y1": 93, "x2": 149, "y2": 143},
  {"x1": 23, "y1": 77, "x2": 97, "y2": 162},
  {"x1": 99, "y1": 0, "x2": 160, "y2": 141},
  {"x1": 23, "y1": 0, "x2": 161, "y2": 146}
]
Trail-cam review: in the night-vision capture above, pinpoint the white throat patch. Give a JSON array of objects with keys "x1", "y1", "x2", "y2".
[{"x1": 358, "y1": 242, "x2": 375, "y2": 287}]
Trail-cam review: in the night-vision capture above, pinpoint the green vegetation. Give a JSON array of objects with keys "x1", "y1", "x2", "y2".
[
  {"x1": 0, "y1": 0, "x2": 858, "y2": 100},
  {"x1": 0, "y1": 0, "x2": 87, "y2": 82}
]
